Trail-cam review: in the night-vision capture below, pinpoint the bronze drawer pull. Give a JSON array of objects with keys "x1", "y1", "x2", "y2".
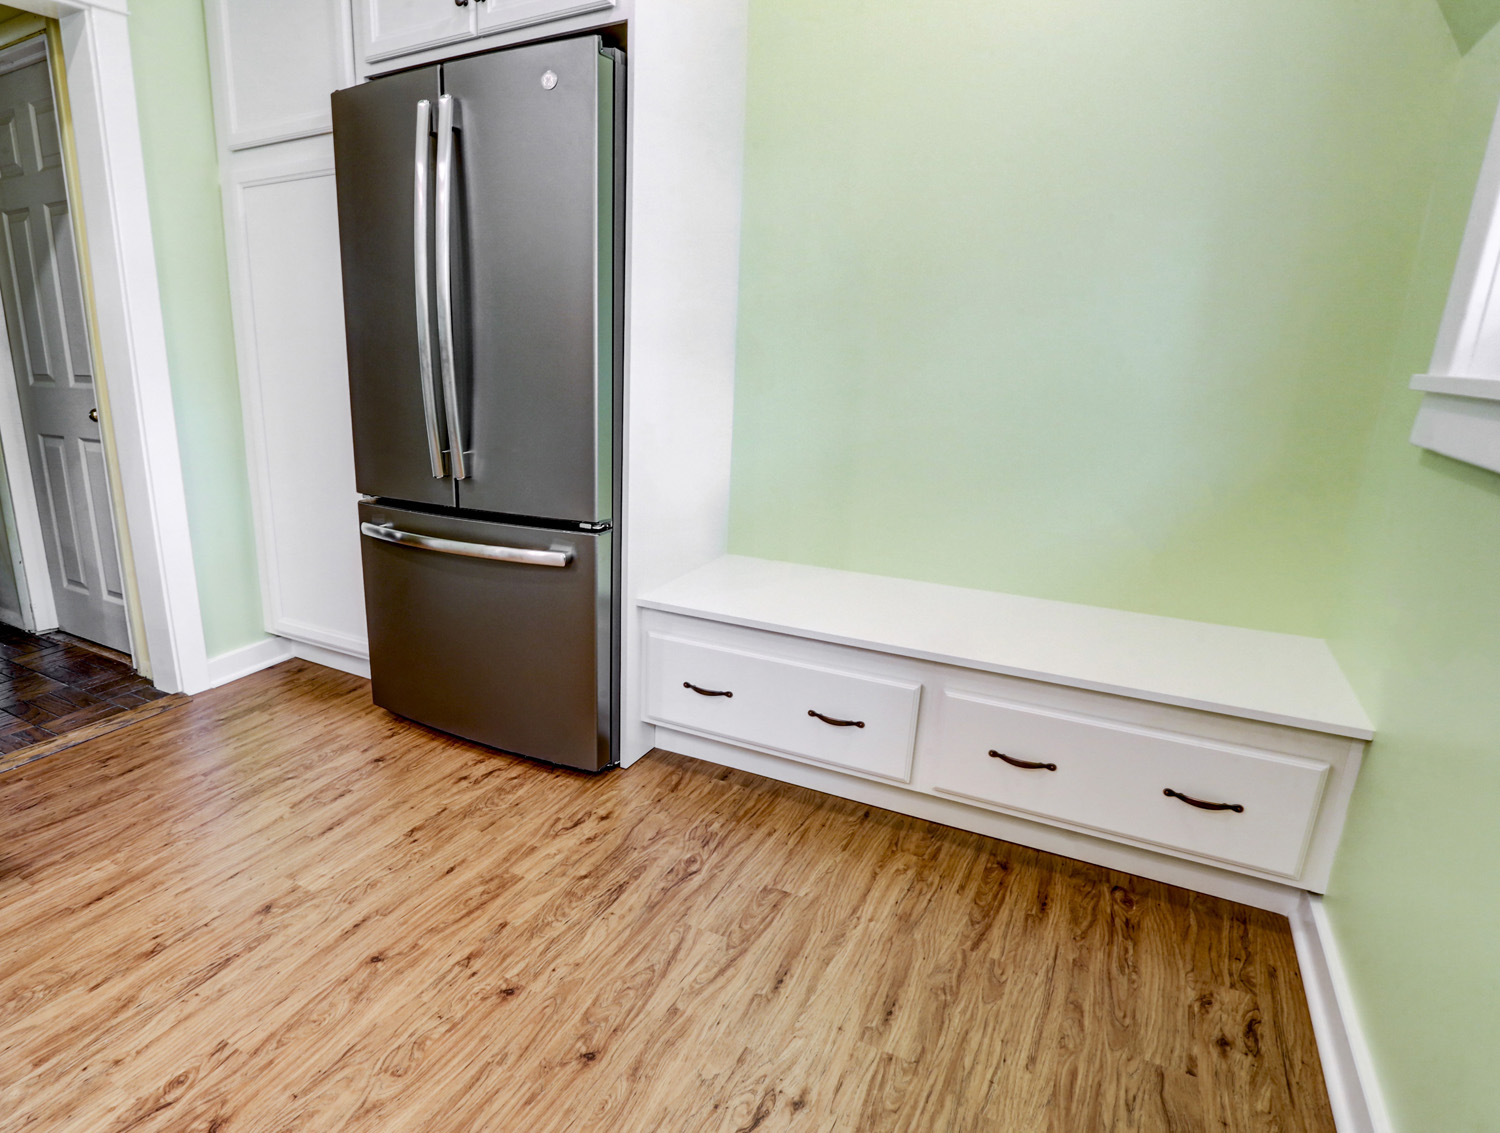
[
  {"x1": 989, "y1": 750, "x2": 1056, "y2": 772},
  {"x1": 1163, "y1": 788, "x2": 1244, "y2": 813},
  {"x1": 808, "y1": 709, "x2": 864, "y2": 728},
  {"x1": 684, "y1": 682, "x2": 732, "y2": 698}
]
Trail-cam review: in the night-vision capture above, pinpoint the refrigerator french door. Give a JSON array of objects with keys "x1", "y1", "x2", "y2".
[{"x1": 332, "y1": 35, "x2": 625, "y2": 771}]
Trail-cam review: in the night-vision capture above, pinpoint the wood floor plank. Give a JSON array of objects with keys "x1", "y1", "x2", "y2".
[{"x1": 0, "y1": 660, "x2": 1336, "y2": 1131}]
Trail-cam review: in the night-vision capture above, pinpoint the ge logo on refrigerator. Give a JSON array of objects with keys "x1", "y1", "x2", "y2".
[{"x1": 541, "y1": 70, "x2": 558, "y2": 90}]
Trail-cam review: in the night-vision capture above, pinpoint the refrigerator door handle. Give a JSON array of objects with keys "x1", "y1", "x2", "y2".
[
  {"x1": 361, "y1": 522, "x2": 573, "y2": 568},
  {"x1": 412, "y1": 98, "x2": 446, "y2": 479},
  {"x1": 435, "y1": 93, "x2": 468, "y2": 480}
]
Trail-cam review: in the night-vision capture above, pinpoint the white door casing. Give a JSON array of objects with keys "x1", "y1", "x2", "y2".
[
  {"x1": 31, "y1": 0, "x2": 210, "y2": 692},
  {"x1": 0, "y1": 42, "x2": 128, "y2": 651}
]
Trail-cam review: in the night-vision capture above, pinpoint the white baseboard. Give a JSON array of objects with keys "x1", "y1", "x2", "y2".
[
  {"x1": 289, "y1": 638, "x2": 370, "y2": 679},
  {"x1": 206, "y1": 635, "x2": 371, "y2": 687},
  {"x1": 206, "y1": 635, "x2": 295, "y2": 688},
  {"x1": 1289, "y1": 895, "x2": 1392, "y2": 1133},
  {"x1": 272, "y1": 616, "x2": 368, "y2": 659},
  {"x1": 620, "y1": 721, "x2": 656, "y2": 768}
]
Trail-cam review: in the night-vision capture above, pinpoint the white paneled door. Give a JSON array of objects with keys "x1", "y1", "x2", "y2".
[{"x1": 0, "y1": 49, "x2": 128, "y2": 652}]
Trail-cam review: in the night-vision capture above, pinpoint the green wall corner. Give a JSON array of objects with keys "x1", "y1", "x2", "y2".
[
  {"x1": 1325, "y1": 20, "x2": 1500, "y2": 1130},
  {"x1": 124, "y1": 0, "x2": 263, "y2": 659}
]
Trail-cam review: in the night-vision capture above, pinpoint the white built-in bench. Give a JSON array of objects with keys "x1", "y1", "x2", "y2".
[{"x1": 638, "y1": 555, "x2": 1373, "y2": 905}]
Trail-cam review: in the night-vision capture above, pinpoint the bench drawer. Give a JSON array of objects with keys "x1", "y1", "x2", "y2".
[
  {"x1": 932, "y1": 690, "x2": 1328, "y2": 878},
  {"x1": 645, "y1": 631, "x2": 921, "y2": 782}
]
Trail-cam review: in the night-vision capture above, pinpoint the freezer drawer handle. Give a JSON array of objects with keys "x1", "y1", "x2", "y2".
[
  {"x1": 683, "y1": 682, "x2": 733, "y2": 698},
  {"x1": 360, "y1": 522, "x2": 572, "y2": 567},
  {"x1": 413, "y1": 99, "x2": 446, "y2": 479},
  {"x1": 988, "y1": 750, "x2": 1057, "y2": 772},
  {"x1": 808, "y1": 709, "x2": 864, "y2": 728},
  {"x1": 1163, "y1": 788, "x2": 1244, "y2": 814}
]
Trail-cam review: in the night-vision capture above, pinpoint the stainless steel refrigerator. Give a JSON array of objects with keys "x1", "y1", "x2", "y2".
[{"x1": 331, "y1": 35, "x2": 624, "y2": 772}]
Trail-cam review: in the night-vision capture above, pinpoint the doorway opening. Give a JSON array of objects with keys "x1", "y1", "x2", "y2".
[{"x1": 0, "y1": 22, "x2": 137, "y2": 673}]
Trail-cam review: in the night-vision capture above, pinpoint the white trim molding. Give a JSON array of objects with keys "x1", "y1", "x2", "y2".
[
  {"x1": 207, "y1": 633, "x2": 369, "y2": 689},
  {"x1": 290, "y1": 638, "x2": 369, "y2": 679},
  {"x1": 1410, "y1": 391, "x2": 1500, "y2": 473},
  {"x1": 1289, "y1": 895, "x2": 1393, "y2": 1133},
  {"x1": 206, "y1": 634, "x2": 294, "y2": 688},
  {"x1": 1411, "y1": 91, "x2": 1500, "y2": 474}
]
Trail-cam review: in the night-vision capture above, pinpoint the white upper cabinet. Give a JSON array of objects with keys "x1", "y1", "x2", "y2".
[
  {"x1": 204, "y1": 0, "x2": 354, "y2": 149},
  {"x1": 476, "y1": 0, "x2": 616, "y2": 37},
  {"x1": 356, "y1": 0, "x2": 618, "y2": 65},
  {"x1": 359, "y1": 0, "x2": 476, "y2": 64}
]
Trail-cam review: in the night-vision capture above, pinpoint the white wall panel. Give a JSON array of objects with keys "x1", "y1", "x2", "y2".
[{"x1": 619, "y1": 0, "x2": 751, "y2": 763}]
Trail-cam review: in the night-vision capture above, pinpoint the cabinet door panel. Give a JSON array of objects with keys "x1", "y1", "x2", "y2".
[
  {"x1": 476, "y1": 0, "x2": 615, "y2": 37},
  {"x1": 361, "y1": 0, "x2": 474, "y2": 63},
  {"x1": 237, "y1": 162, "x2": 369, "y2": 656},
  {"x1": 206, "y1": 0, "x2": 352, "y2": 148}
]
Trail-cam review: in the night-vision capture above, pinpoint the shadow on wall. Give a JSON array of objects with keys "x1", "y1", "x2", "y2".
[{"x1": 1438, "y1": 0, "x2": 1500, "y2": 52}]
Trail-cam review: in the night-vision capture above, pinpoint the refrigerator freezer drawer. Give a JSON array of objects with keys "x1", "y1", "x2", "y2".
[{"x1": 358, "y1": 502, "x2": 614, "y2": 771}]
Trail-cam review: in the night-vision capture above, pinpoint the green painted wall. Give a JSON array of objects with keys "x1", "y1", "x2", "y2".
[
  {"x1": 1438, "y1": 0, "x2": 1500, "y2": 52},
  {"x1": 1326, "y1": 24, "x2": 1500, "y2": 1131},
  {"x1": 126, "y1": 0, "x2": 263, "y2": 658},
  {"x1": 730, "y1": 0, "x2": 1457, "y2": 639}
]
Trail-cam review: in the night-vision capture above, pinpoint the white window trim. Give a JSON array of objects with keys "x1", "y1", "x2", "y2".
[{"x1": 1410, "y1": 95, "x2": 1500, "y2": 474}]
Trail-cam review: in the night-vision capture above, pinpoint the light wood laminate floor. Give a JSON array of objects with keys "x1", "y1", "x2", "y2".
[{"x1": 0, "y1": 661, "x2": 1335, "y2": 1131}]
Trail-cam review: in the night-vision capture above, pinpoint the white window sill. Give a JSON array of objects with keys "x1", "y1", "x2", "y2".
[
  {"x1": 1409, "y1": 384, "x2": 1500, "y2": 474},
  {"x1": 1410, "y1": 373, "x2": 1500, "y2": 401}
]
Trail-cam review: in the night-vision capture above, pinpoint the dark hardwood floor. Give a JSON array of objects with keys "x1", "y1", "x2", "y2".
[
  {"x1": 0, "y1": 660, "x2": 1336, "y2": 1131},
  {"x1": 0, "y1": 622, "x2": 166, "y2": 757}
]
